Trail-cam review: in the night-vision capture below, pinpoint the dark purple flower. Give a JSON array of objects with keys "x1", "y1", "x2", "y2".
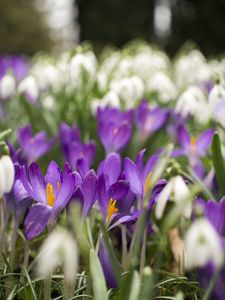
[
  {"x1": 135, "y1": 101, "x2": 169, "y2": 138},
  {"x1": 20, "y1": 161, "x2": 76, "y2": 239},
  {"x1": 59, "y1": 123, "x2": 96, "y2": 169},
  {"x1": 18, "y1": 126, "x2": 55, "y2": 165},
  {"x1": 97, "y1": 107, "x2": 133, "y2": 154}
]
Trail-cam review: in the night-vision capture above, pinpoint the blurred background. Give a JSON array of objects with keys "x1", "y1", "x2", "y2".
[{"x1": 0, "y1": 0, "x2": 225, "y2": 57}]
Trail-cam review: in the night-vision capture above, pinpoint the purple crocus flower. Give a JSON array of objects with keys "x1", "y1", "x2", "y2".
[
  {"x1": 71, "y1": 169, "x2": 97, "y2": 217},
  {"x1": 99, "y1": 241, "x2": 119, "y2": 288},
  {"x1": 174, "y1": 125, "x2": 214, "y2": 177},
  {"x1": 124, "y1": 149, "x2": 159, "y2": 200},
  {"x1": 135, "y1": 101, "x2": 169, "y2": 139},
  {"x1": 195, "y1": 197, "x2": 225, "y2": 236},
  {"x1": 97, "y1": 107, "x2": 133, "y2": 154},
  {"x1": 97, "y1": 153, "x2": 132, "y2": 223},
  {"x1": 59, "y1": 123, "x2": 96, "y2": 170},
  {"x1": 0, "y1": 55, "x2": 28, "y2": 82},
  {"x1": 18, "y1": 125, "x2": 55, "y2": 165},
  {"x1": 20, "y1": 161, "x2": 76, "y2": 239}
]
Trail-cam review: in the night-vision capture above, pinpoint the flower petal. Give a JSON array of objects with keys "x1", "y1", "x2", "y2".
[
  {"x1": 25, "y1": 203, "x2": 51, "y2": 239},
  {"x1": 81, "y1": 169, "x2": 97, "y2": 217},
  {"x1": 124, "y1": 157, "x2": 143, "y2": 196},
  {"x1": 104, "y1": 153, "x2": 121, "y2": 185},
  {"x1": 28, "y1": 162, "x2": 46, "y2": 203}
]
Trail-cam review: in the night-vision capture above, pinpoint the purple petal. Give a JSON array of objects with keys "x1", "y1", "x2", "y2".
[
  {"x1": 196, "y1": 129, "x2": 214, "y2": 156},
  {"x1": 18, "y1": 126, "x2": 32, "y2": 149},
  {"x1": 135, "y1": 148, "x2": 146, "y2": 174},
  {"x1": 53, "y1": 173, "x2": 76, "y2": 211},
  {"x1": 177, "y1": 124, "x2": 190, "y2": 150},
  {"x1": 81, "y1": 169, "x2": 97, "y2": 217},
  {"x1": 28, "y1": 162, "x2": 46, "y2": 203},
  {"x1": 143, "y1": 154, "x2": 159, "y2": 182},
  {"x1": 76, "y1": 158, "x2": 89, "y2": 179},
  {"x1": 25, "y1": 203, "x2": 51, "y2": 239},
  {"x1": 124, "y1": 157, "x2": 143, "y2": 196},
  {"x1": 97, "y1": 173, "x2": 108, "y2": 217},
  {"x1": 45, "y1": 161, "x2": 62, "y2": 191},
  {"x1": 206, "y1": 198, "x2": 225, "y2": 235},
  {"x1": 108, "y1": 180, "x2": 129, "y2": 201},
  {"x1": 84, "y1": 141, "x2": 96, "y2": 165},
  {"x1": 104, "y1": 153, "x2": 122, "y2": 185}
]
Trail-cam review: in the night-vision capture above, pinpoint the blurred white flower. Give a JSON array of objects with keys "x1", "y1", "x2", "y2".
[
  {"x1": 70, "y1": 52, "x2": 97, "y2": 85},
  {"x1": 146, "y1": 71, "x2": 177, "y2": 102},
  {"x1": 175, "y1": 85, "x2": 211, "y2": 124},
  {"x1": 133, "y1": 48, "x2": 169, "y2": 80},
  {"x1": 208, "y1": 83, "x2": 225, "y2": 127},
  {"x1": 90, "y1": 91, "x2": 120, "y2": 115},
  {"x1": 0, "y1": 155, "x2": 15, "y2": 196},
  {"x1": 155, "y1": 176, "x2": 192, "y2": 219},
  {"x1": 184, "y1": 218, "x2": 224, "y2": 270},
  {"x1": 37, "y1": 228, "x2": 78, "y2": 283},
  {"x1": 18, "y1": 75, "x2": 39, "y2": 102},
  {"x1": 110, "y1": 76, "x2": 144, "y2": 108},
  {"x1": 0, "y1": 74, "x2": 16, "y2": 100},
  {"x1": 174, "y1": 50, "x2": 211, "y2": 88},
  {"x1": 42, "y1": 95, "x2": 55, "y2": 110}
]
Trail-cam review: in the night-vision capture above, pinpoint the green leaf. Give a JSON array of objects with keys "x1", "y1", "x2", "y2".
[
  {"x1": 89, "y1": 249, "x2": 108, "y2": 300},
  {"x1": 211, "y1": 132, "x2": 225, "y2": 196},
  {"x1": 0, "y1": 129, "x2": 12, "y2": 141},
  {"x1": 138, "y1": 267, "x2": 154, "y2": 300}
]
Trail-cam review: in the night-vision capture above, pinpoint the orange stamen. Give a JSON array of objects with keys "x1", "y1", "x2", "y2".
[
  {"x1": 46, "y1": 183, "x2": 55, "y2": 207},
  {"x1": 144, "y1": 172, "x2": 152, "y2": 196},
  {"x1": 107, "y1": 198, "x2": 118, "y2": 222},
  {"x1": 191, "y1": 137, "x2": 197, "y2": 153}
]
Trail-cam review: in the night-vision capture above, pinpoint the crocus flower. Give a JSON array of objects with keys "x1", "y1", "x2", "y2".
[
  {"x1": 0, "y1": 55, "x2": 28, "y2": 82},
  {"x1": 135, "y1": 100, "x2": 169, "y2": 139},
  {"x1": 184, "y1": 218, "x2": 224, "y2": 270},
  {"x1": 71, "y1": 169, "x2": 97, "y2": 217},
  {"x1": 124, "y1": 150, "x2": 159, "y2": 200},
  {"x1": 20, "y1": 161, "x2": 76, "y2": 239},
  {"x1": 174, "y1": 125, "x2": 214, "y2": 177},
  {"x1": 97, "y1": 153, "x2": 131, "y2": 224},
  {"x1": 18, "y1": 125, "x2": 54, "y2": 165},
  {"x1": 59, "y1": 123, "x2": 96, "y2": 170},
  {"x1": 97, "y1": 107, "x2": 133, "y2": 154},
  {"x1": 98, "y1": 241, "x2": 119, "y2": 288}
]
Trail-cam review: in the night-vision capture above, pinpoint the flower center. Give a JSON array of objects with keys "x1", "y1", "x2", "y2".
[
  {"x1": 46, "y1": 183, "x2": 56, "y2": 207},
  {"x1": 190, "y1": 137, "x2": 197, "y2": 153},
  {"x1": 144, "y1": 172, "x2": 152, "y2": 196},
  {"x1": 107, "y1": 198, "x2": 118, "y2": 222}
]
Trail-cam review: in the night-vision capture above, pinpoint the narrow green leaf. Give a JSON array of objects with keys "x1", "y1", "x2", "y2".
[
  {"x1": 138, "y1": 267, "x2": 154, "y2": 300},
  {"x1": 89, "y1": 249, "x2": 108, "y2": 300},
  {"x1": 211, "y1": 132, "x2": 225, "y2": 196},
  {"x1": 24, "y1": 268, "x2": 38, "y2": 300},
  {"x1": 6, "y1": 284, "x2": 17, "y2": 300},
  {"x1": 0, "y1": 129, "x2": 12, "y2": 141}
]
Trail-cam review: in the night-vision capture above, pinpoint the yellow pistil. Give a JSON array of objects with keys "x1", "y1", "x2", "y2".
[
  {"x1": 46, "y1": 183, "x2": 55, "y2": 207},
  {"x1": 190, "y1": 136, "x2": 197, "y2": 153},
  {"x1": 107, "y1": 198, "x2": 118, "y2": 222},
  {"x1": 144, "y1": 172, "x2": 152, "y2": 196}
]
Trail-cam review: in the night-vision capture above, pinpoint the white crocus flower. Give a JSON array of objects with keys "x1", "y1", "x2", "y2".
[
  {"x1": 18, "y1": 75, "x2": 39, "y2": 102},
  {"x1": 184, "y1": 218, "x2": 224, "y2": 270},
  {"x1": 0, "y1": 155, "x2": 15, "y2": 196},
  {"x1": 37, "y1": 228, "x2": 78, "y2": 284},
  {"x1": 155, "y1": 176, "x2": 191, "y2": 219},
  {"x1": 208, "y1": 83, "x2": 225, "y2": 109},
  {"x1": 0, "y1": 74, "x2": 16, "y2": 100}
]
